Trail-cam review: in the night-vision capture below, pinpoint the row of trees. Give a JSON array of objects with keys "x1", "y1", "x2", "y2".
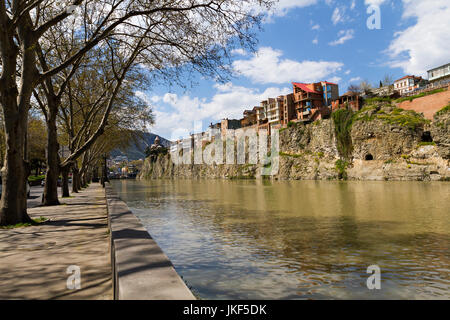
[{"x1": 0, "y1": 0, "x2": 274, "y2": 225}]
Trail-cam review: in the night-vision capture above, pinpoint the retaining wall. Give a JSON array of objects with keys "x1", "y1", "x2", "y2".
[
  {"x1": 395, "y1": 87, "x2": 450, "y2": 120},
  {"x1": 105, "y1": 184, "x2": 195, "y2": 300}
]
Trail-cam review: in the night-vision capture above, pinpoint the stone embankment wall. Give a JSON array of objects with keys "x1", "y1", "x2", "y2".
[
  {"x1": 140, "y1": 103, "x2": 450, "y2": 182},
  {"x1": 105, "y1": 184, "x2": 195, "y2": 300}
]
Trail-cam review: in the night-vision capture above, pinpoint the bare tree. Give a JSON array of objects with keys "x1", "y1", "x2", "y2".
[
  {"x1": 359, "y1": 80, "x2": 373, "y2": 96},
  {"x1": 347, "y1": 84, "x2": 361, "y2": 94},
  {"x1": 382, "y1": 74, "x2": 394, "y2": 87},
  {"x1": 0, "y1": 0, "x2": 273, "y2": 225}
]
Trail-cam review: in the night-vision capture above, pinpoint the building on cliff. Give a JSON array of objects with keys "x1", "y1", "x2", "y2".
[
  {"x1": 292, "y1": 81, "x2": 339, "y2": 122},
  {"x1": 394, "y1": 75, "x2": 424, "y2": 95},
  {"x1": 221, "y1": 118, "x2": 242, "y2": 139},
  {"x1": 427, "y1": 63, "x2": 450, "y2": 83},
  {"x1": 331, "y1": 92, "x2": 363, "y2": 112},
  {"x1": 241, "y1": 108, "x2": 257, "y2": 127}
]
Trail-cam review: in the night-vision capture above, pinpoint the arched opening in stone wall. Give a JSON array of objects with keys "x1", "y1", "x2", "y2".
[
  {"x1": 365, "y1": 154, "x2": 374, "y2": 161},
  {"x1": 421, "y1": 131, "x2": 433, "y2": 143}
]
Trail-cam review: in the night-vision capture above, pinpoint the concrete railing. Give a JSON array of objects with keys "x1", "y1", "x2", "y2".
[{"x1": 105, "y1": 184, "x2": 195, "y2": 300}]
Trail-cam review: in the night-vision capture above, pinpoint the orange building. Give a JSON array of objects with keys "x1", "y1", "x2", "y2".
[
  {"x1": 331, "y1": 92, "x2": 363, "y2": 112},
  {"x1": 292, "y1": 81, "x2": 338, "y2": 122}
]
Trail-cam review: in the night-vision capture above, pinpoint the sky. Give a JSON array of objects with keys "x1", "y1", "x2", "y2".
[{"x1": 137, "y1": 0, "x2": 450, "y2": 140}]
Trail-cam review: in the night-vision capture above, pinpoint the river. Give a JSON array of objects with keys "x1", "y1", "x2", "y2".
[{"x1": 111, "y1": 179, "x2": 449, "y2": 300}]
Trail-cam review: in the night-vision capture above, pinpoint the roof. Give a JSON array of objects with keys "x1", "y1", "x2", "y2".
[
  {"x1": 427, "y1": 62, "x2": 450, "y2": 72},
  {"x1": 394, "y1": 75, "x2": 422, "y2": 82},
  {"x1": 292, "y1": 82, "x2": 319, "y2": 94},
  {"x1": 322, "y1": 81, "x2": 338, "y2": 86}
]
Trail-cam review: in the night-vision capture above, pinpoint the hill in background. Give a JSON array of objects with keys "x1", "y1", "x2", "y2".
[{"x1": 110, "y1": 132, "x2": 171, "y2": 161}]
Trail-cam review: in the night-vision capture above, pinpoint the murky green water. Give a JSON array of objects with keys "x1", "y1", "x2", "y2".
[{"x1": 111, "y1": 179, "x2": 449, "y2": 300}]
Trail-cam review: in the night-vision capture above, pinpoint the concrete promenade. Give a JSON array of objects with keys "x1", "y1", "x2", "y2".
[{"x1": 0, "y1": 183, "x2": 112, "y2": 299}]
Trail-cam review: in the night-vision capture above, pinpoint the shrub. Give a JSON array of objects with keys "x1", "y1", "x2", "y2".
[
  {"x1": 287, "y1": 121, "x2": 296, "y2": 128},
  {"x1": 335, "y1": 159, "x2": 349, "y2": 180},
  {"x1": 332, "y1": 109, "x2": 354, "y2": 160}
]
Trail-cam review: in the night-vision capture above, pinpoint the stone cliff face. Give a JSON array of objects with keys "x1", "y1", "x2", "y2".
[
  {"x1": 431, "y1": 107, "x2": 450, "y2": 160},
  {"x1": 140, "y1": 104, "x2": 450, "y2": 182}
]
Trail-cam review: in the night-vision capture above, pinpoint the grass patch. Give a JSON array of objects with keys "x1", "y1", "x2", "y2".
[
  {"x1": 364, "y1": 97, "x2": 393, "y2": 104},
  {"x1": 407, "y1": 160, "x2": 433, "y2": 166},
  {"x1": 377, "y1": 111, "x2": 430, "y2": 130},
  {"x1": 279, "y1": 152, "x2": 303, "y2": 158},
  {"x1": 395, "y1": 88, "x2": 446, "y2": 103},
  {"x1": 335, "y1": 159, "x2": 349, "y2": 180},
  {"x1": 417, "y1": 141, "x2": 436, "y2": 147},
  {"x1": 0, "y1": 217, "x2": 48, "y2": 229},
  {"x1": 353, "y1": 105, "x2": 430, "y2": 131},
  {"x1": 28, "y1": 175, "x2": 45, "y2": 182},
  {"x1": 435, "y1": 104, "x2": 450, "y2": 117}
]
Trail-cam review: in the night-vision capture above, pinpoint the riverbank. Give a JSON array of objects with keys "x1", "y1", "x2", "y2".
[
  {"x1": 139, "y1": 103, "x2": 450, "y2": 181},
  {"x1": 0, "y1": 183, "x2": 112, "y2": 299}
]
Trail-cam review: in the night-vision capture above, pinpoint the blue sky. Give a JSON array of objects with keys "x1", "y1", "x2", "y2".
[{"x1": 136, "y1": 0, "x2": 450, "y2": 140}]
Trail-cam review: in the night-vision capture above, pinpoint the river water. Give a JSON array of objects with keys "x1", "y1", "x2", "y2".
[{"x1": 111, "y1": 179, "x2": 449, "y2": 300}]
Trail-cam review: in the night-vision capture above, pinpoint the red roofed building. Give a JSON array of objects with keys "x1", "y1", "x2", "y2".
[
  {"x1": 394, "y1": 75, "x2": 423, "y2": 95},
  {"x1": 292, "y1": 81, "x2": 339, "y2": 122}
]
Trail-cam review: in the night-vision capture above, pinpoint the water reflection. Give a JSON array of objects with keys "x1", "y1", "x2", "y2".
[{"x1": 112, "y1": 180, "x2": 450, "y2": 299}]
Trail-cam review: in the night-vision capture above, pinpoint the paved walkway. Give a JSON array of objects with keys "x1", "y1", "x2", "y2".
[{"x1": 0, "y1": 183, "x2": 112, "y2": 299}]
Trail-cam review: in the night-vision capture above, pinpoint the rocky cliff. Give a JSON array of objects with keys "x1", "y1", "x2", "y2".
[{"x1": 140, "y1": 103, "x2": 450, "y2": 181}]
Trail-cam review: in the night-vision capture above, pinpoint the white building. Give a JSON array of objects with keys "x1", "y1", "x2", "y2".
[
  {"x1": 427, "y1": 63, "x2": 450, "y2": 83},
  {"x1": 394, "y1": 75, "x2": 423, "y2": 95}
]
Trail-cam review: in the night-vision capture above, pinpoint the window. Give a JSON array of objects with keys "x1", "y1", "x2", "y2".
[{"x1": 327, "y1": 85, "x2": 331, "y2": 91}]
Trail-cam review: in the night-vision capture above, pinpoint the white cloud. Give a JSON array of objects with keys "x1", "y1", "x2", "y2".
[
  {"x1": 331, "y1": 6, "x2": 347, "y2": 25},
  {"x1": 350, "y1": 0, "x2": 356, "y2": 10},
  {"x1": 233, "y1": 47, "x2": 343, "y2": 84},
  {"x1": 268, "y1": 0, "x2": 318, "y2": 17},
  {"x1": 329, "y1": 29, "x2": 355, "y2": 46},
  {"x1": 312, "y1": 38, "x2": 318, "y2": 45},
  {"x1": 142, "y1": 83, "x2": 292, "y2": 139},
  {"x1": 311, "y1": 24, "x2": 320, "y2": 30},
  {"x1": 231, "y1": 48, "x2": 248, "y2": 56},
  {"x1": 385, "y1": 0, "x2": 450, "y2": 76},
  {"x1": 349, "y1": 76, "x2": 362, "y2": 82}
]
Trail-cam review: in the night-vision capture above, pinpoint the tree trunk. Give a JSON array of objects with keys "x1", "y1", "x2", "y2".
[
  {"x1": 76, "y1": 170, "x2": 82, "y2": 191},
  {"x1": 72, "y1": 166, "x2": 79, "y2": 193},
  {"x1": 61, "y1": 165, "x2": 70, "y2": 198},
  {"x1": 0, "y1": 11, "x2": 38, "y2": 225},
  {"x1": 42, "y1": 113, "x2": 60, "y2": 205},
  {"x1": 0, "y1": 119, "x2": 31, "y2": 225}
]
